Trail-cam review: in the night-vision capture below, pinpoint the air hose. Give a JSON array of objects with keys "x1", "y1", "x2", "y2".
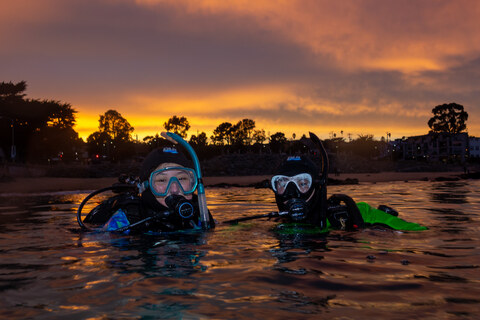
[{"x1": 76, "y1": 184, "x2": 136, "y2": 231}]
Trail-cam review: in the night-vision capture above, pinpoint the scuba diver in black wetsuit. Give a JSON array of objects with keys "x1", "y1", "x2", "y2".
[
  {"x1": 270, "y1": 133, "x2": 427, "y2": 232},
  {"x1": 79, "y1": 141, "x2": 215, "y2": 234}
]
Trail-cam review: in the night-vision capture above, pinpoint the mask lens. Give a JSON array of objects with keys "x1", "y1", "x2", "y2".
[
  {"x1": 271, "y1": 175, "x2": 290, "y2": 194},
  {"x1": 294, "y1": 173, "x2": 312, "y2": 193},
  {"x1": 150, "y1": 167, "x2": 197, "y2": 196},
  {"x1": 271, "y1": 173, "x2": 312, "y2": 195}
]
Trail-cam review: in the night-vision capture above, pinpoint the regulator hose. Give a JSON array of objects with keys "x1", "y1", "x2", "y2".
[{"x1": 76, "y1": 184, "x2": 137, "y2": 231}]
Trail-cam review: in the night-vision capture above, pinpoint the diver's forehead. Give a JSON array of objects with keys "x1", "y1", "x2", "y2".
[{"x1": 155, "y1": 162, "x2": 185, "y2": 170}]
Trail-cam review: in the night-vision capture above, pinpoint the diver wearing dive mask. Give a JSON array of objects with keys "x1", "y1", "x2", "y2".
[
  {"x1": 84, "y1": 146, "x2": 215, "y2": 233},
  {"x1": 272, "y1": 156, "x2": 323, "y2": 224},
  {"x1": 271, "y1": 136, "x2": 427, "y2": 232}
]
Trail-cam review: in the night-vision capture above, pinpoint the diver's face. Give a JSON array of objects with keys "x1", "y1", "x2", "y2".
[
  {"x1": 152, "y1": 163, "x2": 193, "y2": 207},
  {"x1": 272, "y1": 173, "x2": 317, "y2": 221},
  {"x1": 279, "y1": 183, "x2": 316, "y2": 211}
]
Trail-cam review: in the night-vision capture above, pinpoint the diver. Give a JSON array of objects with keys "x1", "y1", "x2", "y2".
[
  {"x1": 80, "y1": 137, "x2": 215, "y2": 234},
  {"x1": 270, "y1": 133, "x2": 427, "y2": 232}
]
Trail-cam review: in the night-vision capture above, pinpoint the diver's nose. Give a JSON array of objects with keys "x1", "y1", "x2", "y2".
[
  {"x1": 283, "y1": 182, "x2": 300, "y2": 198},
  {"x1": 169, "y1": 181, "x2": 181, "y2": 194}
]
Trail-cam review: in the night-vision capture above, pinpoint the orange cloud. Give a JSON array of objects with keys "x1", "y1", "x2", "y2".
[
  {"x1": 74, "y1": 82, "x2": 434, "y2": 142},
  {"x1": 4, "y1": 0, "x2": 479, "y2": 142},
  {"x1": 135, "y1": 0, "x2": 480, "y2": 74}
]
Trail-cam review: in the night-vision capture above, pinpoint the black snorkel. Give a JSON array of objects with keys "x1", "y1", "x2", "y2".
[
  {"x1": 308, "y1": 131, "x2": 329, "y2": 229},
  {"x1": 224, "y1": 132, "x2": 329, "y2": 228}
]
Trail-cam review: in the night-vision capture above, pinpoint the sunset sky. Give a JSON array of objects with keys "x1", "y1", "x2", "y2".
[{"x1": 2, "y1": 0, "x2": 479, "y2": 141}]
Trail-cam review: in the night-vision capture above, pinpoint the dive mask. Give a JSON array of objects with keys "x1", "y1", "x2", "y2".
[
  {"x1": 271, "y1": 173, "x2": 313, "y2": 195},
  {"x1": 147, "y1": 167, "x2": 198, "y2": 197}
]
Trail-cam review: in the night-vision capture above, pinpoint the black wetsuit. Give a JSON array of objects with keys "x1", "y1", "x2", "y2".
[{"x1": 84, "y1": 190, "x2": 215, "y2": 233}]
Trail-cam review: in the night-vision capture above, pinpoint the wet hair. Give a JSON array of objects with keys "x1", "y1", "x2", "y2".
[{"x1": 140, "y1": 146, "x2": 193, "y2": 182}]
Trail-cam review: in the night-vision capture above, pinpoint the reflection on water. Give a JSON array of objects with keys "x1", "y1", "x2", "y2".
[
  {"x1": 0, "y1": 180, "x2": 479, "y2": 319},
  {"x1": 430, "y1": 181, "x2": 470, "y2": 204}
]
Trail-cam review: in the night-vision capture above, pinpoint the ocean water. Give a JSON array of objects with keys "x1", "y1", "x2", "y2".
[{"x1": 0, "y1": 180, "x2": 479, "y2": 319}]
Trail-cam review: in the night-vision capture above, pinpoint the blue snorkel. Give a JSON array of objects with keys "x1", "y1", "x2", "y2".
[{"x1": 161, "y1": 131, "x2": 211, "y2": 229}]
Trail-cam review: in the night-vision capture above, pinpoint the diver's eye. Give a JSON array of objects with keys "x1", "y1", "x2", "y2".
[{"x1": 276, "y1": 180, "x2": 287, "y2": 190}]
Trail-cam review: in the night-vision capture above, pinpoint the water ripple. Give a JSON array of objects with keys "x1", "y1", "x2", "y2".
[{"x1": 0, "y1": 180, "x2": 479, "y2": 318}]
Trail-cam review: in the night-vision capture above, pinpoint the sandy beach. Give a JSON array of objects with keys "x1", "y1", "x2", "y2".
[{"x1": 0, "y1": 171, "x2": 465, "y2": 194}]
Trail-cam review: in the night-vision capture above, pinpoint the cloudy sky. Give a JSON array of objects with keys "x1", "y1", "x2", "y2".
[{"x1": 2, "y1": 0, "x2": 479, "y2": 141}]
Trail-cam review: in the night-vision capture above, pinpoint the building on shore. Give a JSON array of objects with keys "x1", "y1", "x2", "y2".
[
  {"x1": 469, "y1": 136, "x2": 480, "y2": 158},
  {"x1": 402, "y1": 132, "x2": 469, "y2": 163}
]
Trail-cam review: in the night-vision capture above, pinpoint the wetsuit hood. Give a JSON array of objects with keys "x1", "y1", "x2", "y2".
[
  {"x1": 140, "y1": 146, "x2": 194, "y2": 182},
  {"x1": 273, "y1": 156, "x2": 322, "y2": 222},
  {"x1": 276, "y1": 155, "x2": 320, "y2": 178}
]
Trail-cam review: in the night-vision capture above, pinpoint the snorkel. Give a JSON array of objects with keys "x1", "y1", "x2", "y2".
[
  {"x1": 161, "y1": 132, "x2": 211, "y2": 229},
  {"x1": 308, "y1": 132, "x2": 329, "y2": 229}
]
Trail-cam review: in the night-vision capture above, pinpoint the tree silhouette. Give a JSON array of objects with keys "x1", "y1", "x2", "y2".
[
  {"x1": 211, "y1": 122, "x2": 234, "y2": 146},
  {"x1": 87, "y1": 131, "x2": 111, "y2": 160},
  {"x1": 428, "y1": 103, "x2": 468, "y2": 134},
  {"x1": 252, "y1": 129, "x2": 267, "y2": 144},
  {"x1": 99, "y1": 109, "x2": 134, "y2": 140},
  {"x1": 29, "y1": 126, "x2": 83, "y2": 162},
  {"x1": 143, "y1": 134, "x2": 170, "y2": 151},
  {"x1": 88, "y1": 109, "x2": 135, "y2": 161},
  {"x1": 0, "y1": 81, "x2": 82, "y2": 162},
  {"x1": 46, "y1": 100, "x2": 77, "y2": 129},
  {"x1": 269, "y1": 132, "x2": 287, "y2": 153},
  {"x1": 347, "y1": 134, "x2": 380, "y2": 159},
  {"x1": 232, "y1": 119, "x2": 256, "y2": 146},
  {"x1": 189, "y1": 132, "x2": 208, "y2": 147},
  {"x1": 163, "y1": 115, "x2": 190, "y2": 138}
]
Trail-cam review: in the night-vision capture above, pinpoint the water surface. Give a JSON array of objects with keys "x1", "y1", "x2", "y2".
[{"x1": 0, "y1": 180, "x2": 479, "y2": 319}]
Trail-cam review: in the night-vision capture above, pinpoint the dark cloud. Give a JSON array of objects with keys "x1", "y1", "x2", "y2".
[
  {"x1": 1, "y1": 0, "x2": 479, "y2": 138},
  {"x1": 2, "y1": 0, "x2": 321, "y2": 97}
]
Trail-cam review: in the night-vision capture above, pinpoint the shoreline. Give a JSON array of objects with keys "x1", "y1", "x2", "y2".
[{"x1": 0, "y1": 171, "x2": 466, "y2": 194}]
